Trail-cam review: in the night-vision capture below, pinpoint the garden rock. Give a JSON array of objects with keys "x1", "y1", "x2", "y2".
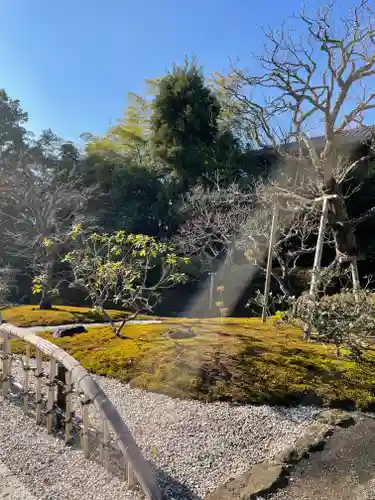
[
  {"x1": 205, "y1": 462, "x2": 285, "y2": 500},
  {"x1": 52, "y1": 325, "x2": 87, "y2": 338},
  {"x1": 165, "y1": 327, "x2": 196, "y2": 339},
  {"x1": 207, "y1": 411, "x2": 356, "y2": 500},
  {"x1": 315, "y1": 409, "x2": 356, "y2": 428}
]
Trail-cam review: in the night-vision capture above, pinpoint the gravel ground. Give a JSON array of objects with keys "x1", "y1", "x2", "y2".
[
  {"x1": 19, "y1": 320, "x2": 162, "y2": 335},
  {"x1": 1, "y1": 361, "x2": 319, "y2": 500},
  {"x1": 0, "y1": 398, "x2": 141, "y2": 500},
  {"x1": 0, "y1": 460, "x2": 38, "y2": 500}
]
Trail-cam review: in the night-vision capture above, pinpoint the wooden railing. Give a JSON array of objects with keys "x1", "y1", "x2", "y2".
[{"x1": 0, "y1": 324, "x2": 162, "y2": 500}]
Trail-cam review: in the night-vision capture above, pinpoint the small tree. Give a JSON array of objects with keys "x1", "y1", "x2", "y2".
[
  {"x1": 294, "y1": 287, "x2": 375, "y2": 357},
  {"x1": 175, "y1": 178, "x2": 254, "y2": 272},
  {"x1": 62, "y1": 230, "x2": 189, "y2": 337},
  {"x1": 292, "y1": 265, "x2": 375, "y2": 356}
]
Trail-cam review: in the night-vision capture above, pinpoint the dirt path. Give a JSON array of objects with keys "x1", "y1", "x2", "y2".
[{"x1": 268, "y1": 413, "x2": 375, "y2": 500}]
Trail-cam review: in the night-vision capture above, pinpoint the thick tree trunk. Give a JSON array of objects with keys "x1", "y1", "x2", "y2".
[
  {"x1": 276, "y1": 276, "x2": 294, "y2": 298},
  {"x1": 328, "y1": 179, "x2": 358, "y2": 265}
]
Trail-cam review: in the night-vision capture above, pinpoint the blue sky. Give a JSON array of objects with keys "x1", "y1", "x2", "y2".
[{"x1": 0, "y1": 0, "x2": 356, "y2": 143}]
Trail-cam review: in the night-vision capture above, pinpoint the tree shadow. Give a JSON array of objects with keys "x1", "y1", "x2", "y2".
[{"x1": 193, "y1": 334, "x2": 369, "y2": 413}]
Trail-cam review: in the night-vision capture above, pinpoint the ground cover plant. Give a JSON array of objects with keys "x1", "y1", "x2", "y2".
[{"x1": 10, "y1": 316, "x2": 375, "y2": 411}]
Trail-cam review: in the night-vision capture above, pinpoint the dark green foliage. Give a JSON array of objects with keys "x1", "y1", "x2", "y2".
[
  {"x1": 346, "y1": 159, "x2": 375, "y2": 270},
  {"x1": 0, "y1": 89, "x2": 28, "y2": 155},
  {"x1": 82, "y1": 153, "x2": 168, "y2": 235},
  {"x1": 151, "y1": 60, "x2": 221, "y2": 185}
]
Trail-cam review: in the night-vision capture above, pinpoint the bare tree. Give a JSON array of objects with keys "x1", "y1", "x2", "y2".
[
  {"x1": 218, "y1": 0, "x2": 375, "y2": 292},
  {"x1": 0, "y1": 153, "x2": 95, "y2": 308},
  {"x1": 175, "y1": 173, "x2": 324, "y2": 298},
  {"x1": 242, "y1": 179, "x2": 323, "y2": 296},
  {"x1": 174, "y1": 176, "x2": 254, "y2": 272}
]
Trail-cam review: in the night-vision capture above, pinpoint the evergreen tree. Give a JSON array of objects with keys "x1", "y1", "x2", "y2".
[{"x1": 151, "y1": 60, "x2": 220, "y2": 185}]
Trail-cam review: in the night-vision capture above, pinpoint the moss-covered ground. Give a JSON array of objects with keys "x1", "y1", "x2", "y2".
[
  {"x1": 2, "y1": 305, "x2": 130, "y2": 327},
  {"x1": 10, "y1": 315, "x2": 375, "y2": 410}
]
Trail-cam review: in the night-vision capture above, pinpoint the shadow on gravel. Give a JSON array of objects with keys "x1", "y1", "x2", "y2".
[
  {"x1": 70, "y1": 426, "x2": 202, "y2": 499},
  {"x1": 155, "y1": 470, "x2": 202, "y2": 500}
]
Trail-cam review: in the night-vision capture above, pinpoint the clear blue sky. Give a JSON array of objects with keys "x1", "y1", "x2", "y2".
[{"x1": 0, "y1": 0, "x2": 356, "y2": 143}]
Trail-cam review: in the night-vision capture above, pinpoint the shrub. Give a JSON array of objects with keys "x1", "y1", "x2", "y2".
[{"x1": 295, "y1": 289, "x2": 375, "y2": 357}]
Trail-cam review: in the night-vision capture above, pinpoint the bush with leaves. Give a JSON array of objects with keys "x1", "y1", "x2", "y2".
[
  {"x1": 247, "y1": 289, "x2": 293, "y2": 318},
  {"x1": 294, "y1": 288, "x2": 375, "y2": 358},
  {"x1": 62, "y1": 230, "x2": 189, "y2": 336}
]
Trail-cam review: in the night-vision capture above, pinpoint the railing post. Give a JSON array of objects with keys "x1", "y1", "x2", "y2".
[
  {"x1": 81, "y1": 396, "x2": 90, "y2": 458},
  {"x1": 127, "y1": 459, "x2": 136, "y2": 487},
  {"x1": 1, "y1": 331, "x2": 11, "y2": 394},
  {"x1": 56, "y1": 362, "x2": 67, "y2": 430},
  {"x1": 35, "y1": 349, "x2": 43, "y2": 425},
  {"x1": 47, "y1": 358, "x2": 56, "y2": 434},
  {"x1": 100, "y1": 418, "x2": 109, "y2": 469},
  {"x1": 22, "y1": 344, "x2": 31, "y2": 413},
  {"x1": 64, "y1": 370, "x2": 73, "y2": 444}
]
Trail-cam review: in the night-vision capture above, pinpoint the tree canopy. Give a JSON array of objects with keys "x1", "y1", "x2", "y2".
[{"x1": 2, "y1": 21, "x2": 375, "y2": 318}]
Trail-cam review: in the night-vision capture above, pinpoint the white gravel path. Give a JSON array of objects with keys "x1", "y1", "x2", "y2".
[
  {"x1": 0, "y1": 397, "x2": 142, "y2": 500},
  {"x1": 20, "y1": 319, "x2": 162, "y2": 334},
  {"x1": 0, "y1": 364, "x2": 319, "y2": 500}
]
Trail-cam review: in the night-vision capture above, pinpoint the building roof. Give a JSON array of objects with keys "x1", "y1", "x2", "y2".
[{"x1": 284, "y1": 126, "x2": 375, "y2": 153}]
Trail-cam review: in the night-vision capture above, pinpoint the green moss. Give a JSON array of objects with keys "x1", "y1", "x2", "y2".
[
  {"x1": 9, "y1": 317, "x2": 374, "y2": 410},
  {"x1": 3, "y1": 305, "x2": 129, "y2": 327}
]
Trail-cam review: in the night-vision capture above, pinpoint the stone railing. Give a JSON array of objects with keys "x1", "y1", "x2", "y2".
[{"x1": 0, "y1": 324, "x2": 162, "y2": 500}]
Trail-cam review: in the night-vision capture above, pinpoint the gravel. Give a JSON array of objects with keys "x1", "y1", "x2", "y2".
[
  {"x1": 1, "y1": 361, "x2": 319, "y2": 500},
  {"x1": 21, "y1": 320, "x2": 162, "y2": 335}
]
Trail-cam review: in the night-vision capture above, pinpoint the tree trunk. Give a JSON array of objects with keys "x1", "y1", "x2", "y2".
[
  {"x1": 115, "y1": 312, "x2": 138, "y2": 337},
  {"x1": 273, "y1": 266, "x2": 295, "y2": 298},
  {"x1": 91, "y1": 298, "x2": 117, "y2": 334},
  {"x1": 39, "y1": 261, "x2": 53, "y2": 310},
  {"x1": 328, "y1": 180, "x2": 358, "y2": 264},
  {"x1": 39, "y1": 297, "x2": 52, "y2": 310}
]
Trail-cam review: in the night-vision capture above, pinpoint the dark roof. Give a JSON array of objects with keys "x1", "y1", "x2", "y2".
[{"x1": 284, "y1": 126, "x2": 375, "y2": 153}]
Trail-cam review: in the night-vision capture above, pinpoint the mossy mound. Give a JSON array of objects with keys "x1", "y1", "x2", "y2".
[
  {"x1": 2, "y1": 305, "x2": 127, "y2": 327},
  {"x1": 11, "y1": 317, "x2": 375, "y2": 410}
]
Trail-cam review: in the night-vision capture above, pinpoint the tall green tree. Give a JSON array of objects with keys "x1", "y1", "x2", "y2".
[
  {"x1": 0, "y1": 89, "x2": 29, "y2": 156},
  {"x1": 150, "y1": 60, "x2": 221, "y2": 185}
]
